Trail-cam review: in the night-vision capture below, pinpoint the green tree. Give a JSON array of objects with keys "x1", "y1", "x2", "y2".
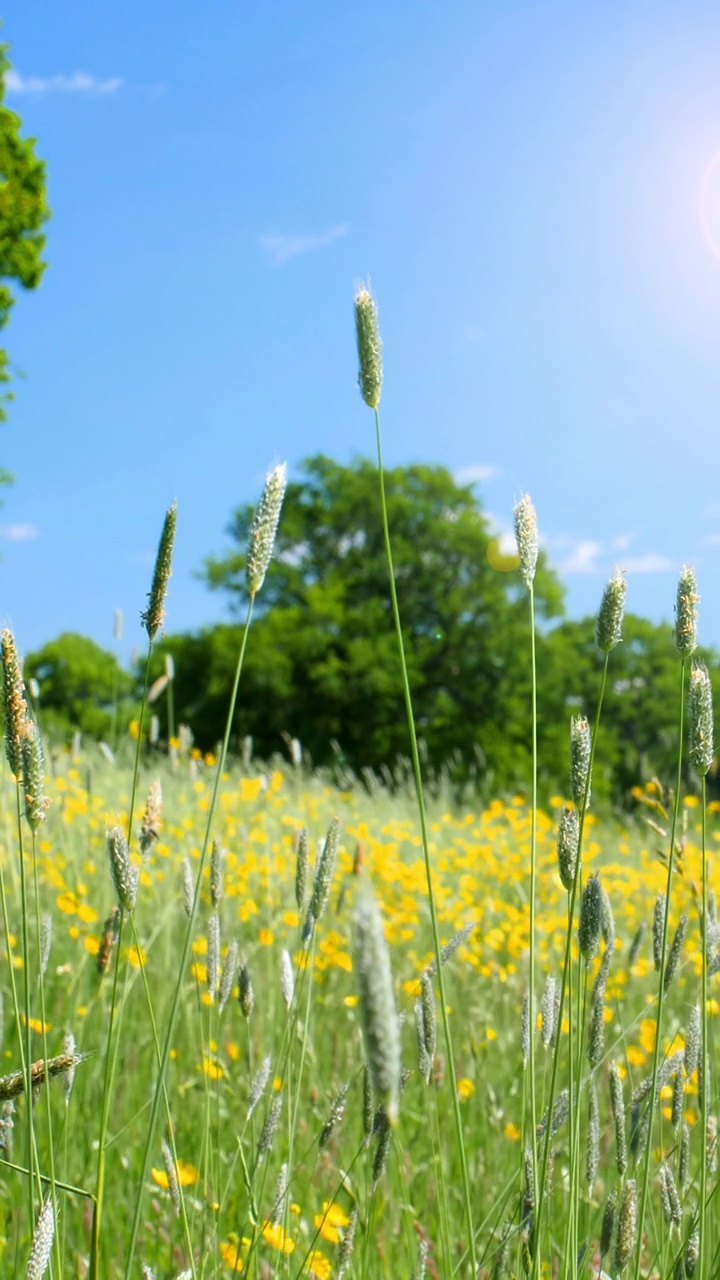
[
  {"x1": 25, "y1": 632, "x2": 132, "y2": 743},
  {"x1": 0, "y1": 41, "x2": 49, "y2": 425},
  {"x1": 183, "y1": 454, "x2": 566, "y2": 788}
]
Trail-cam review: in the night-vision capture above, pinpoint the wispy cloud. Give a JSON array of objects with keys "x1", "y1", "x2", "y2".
[
  {"x1": 5, "y1": 70, "x2": 124, "y2": 96},
  {"x1": 259, "y1": 224, "x2": 349, "y2": 266},
  {"x1": 0, "y1": 523, "x2": 38, "y2": 541},
  {"x1": 622, "y1": 553, "x2": 675, "y2": 574},
  {"x1": 454, "y1": 464, "x2": 499, "y2": 486},
  {"x1": 552, "y1": 540, "x2": 603, "y2": 575}
]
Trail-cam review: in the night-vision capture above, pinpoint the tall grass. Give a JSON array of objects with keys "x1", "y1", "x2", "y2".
[{"x1": 0, "y1": 289, "x2": 717, "y2": 1279}]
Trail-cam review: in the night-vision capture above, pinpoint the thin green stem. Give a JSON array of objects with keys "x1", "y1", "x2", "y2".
[
  {"x1": 30, "y1": 829, "x2": 62, "y2": 1280},
  {"x1": 699, "y1": 774, "x2": 709, "y2": 1279},
  {"x1": 527, "y1": 587, "x2": 539, "y2": 1216},
  {"x1": 633, "y1": 656, "x2": 687, "y2": 1280},
  {"x1": 16, "y1": 782, "x2": 42, "y2": 1221},
  {"x1": 122, "y1": 598, "x2": 254, "y2": 1280},
  {"x1": 372, "y1": 405, "x2": 477, "y2": 1276}
]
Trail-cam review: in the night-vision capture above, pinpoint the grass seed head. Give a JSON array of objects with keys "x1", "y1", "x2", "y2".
[
  {"x1": 238, "y1": 959, "x2": 254, "y2": 1018},
  {"x1": 658, "y1": 1161, "x2": 682, "y2": 1230},
  {"x1": 354, "y1": 887, "x2": 401, "y2": 1127},
  {"x1": 578, "y1": 873, "x2": 603, "y2": 962},
  {"x1": 141, "y1": 500, "x2": 177, "y2": 640},
  {"x1": 420, "y1": 970, "x2": 437, "y2": 1069},
  {"x1": 570, "y1": 714, "x2": 591, "y2": 809},
  {"x1": 219, "y1": 938, "x2": 238, "y2": 1013},
  {"x1": 280, "y1": 948, "x2": 294, "y2": 1010},
  {"x1": 627, "y1": 920, "x2": 645, "y2": 969},
  {"x1": 688, "y1": 660, "x2": 714, "y2": 775},
  {"x1": 520, "y1": 988, "x2": 530, "y2": 1069},
  {"x1": 586, "y1": 1075, "x2": 599, "y2": 1191},
  {"x1": 210, "y1": 838, "x2": 224, "y2": 909},
  {"x1": 257, "y1": 1092, "x2": 283, "y2": 1160},
  {"x1": 414, "y1": 1000, "x2": 431, "y2": 1083},
  {"x1": 1, "y1": 629, "x2": 29, "y2": 780},
  {"x1": 181, "y1": 856, "x2": 194, "y2": 918},
  {"x1": 600, "y1": 1188, "x2": 617, "y2": 1258},
  {"x1": 613, "y1": 1178, "x2": 637, "y2": 1273},
  {"x1": 557, "y1": 807, "x2": 579, "y2": 892},
  {"x1": 354, "y1": 284, "x2": 383, "y2": 410},
  {"x1": 412, "y1": 1238, "x2": 429, "y2": 1280},
  {"x1": 161, "y1": 1139, "x2": 181, "y2": 1216},
  {"x1": 663, "y1": 913, "x2": 688, "y2": 992},
  {"x1": 246, "y1": 463, "x2": 287, "y2": 598},
  {"x1": 336, "y1": 1205, "x2": 358, "y2": 1280},
  {"x1": 674, "y1": 565, "x2": 699, "y2": 657},
  {"x1": 62, "y1": 1031, "x2": 76, "y2": 1104},
  {"x1": 609, "y1": 1061, "x2": 628, "y2": 1177},
  {"x1": 685, "y1": 1216, "x2": 700, "y2": 1276},
  {"x1": 22, "y1": 719, "x2": 49, "y2": 831},
  {"x1": 107, "y1": 826, "x2": 137, "y2": 912},
  {"x1": 207, "y1": 912, "x2": 220, "y2": 1000},
  {"x1": 362, "y1": 1064, "x2": 374, "y2": 1138},
  {"x1": 304, "y1": 817, "x2": 341, "y2": 943},
  {"x1": 427, "y1": 921, "x2": 477, "y2": 975},
  {"x1": 679, "y1": 1120, "x2": 690, "y2": 1191},
  {"x1": 653, "y1": 893, "x2": 666, "y2": 971},
  {"x1": 25, "y1": 1195, "x2": 54, "y2": 1280},
  {"x1": 139, "y1": 779, "x2": 162, "y2": 856},
  {"x1": 372, "y1": 1109, "x2": 393, "y2": 1185},
  {"x1": 540, "y1": 973, "x2": 556, "y2": 1051},
  {"x1": 588, "y1": 947, "x2": 611, "y2": 1068},
  {"x1": 40, "y1": 913, "x2": 52, "y2": 977},
  {"x1": 295, "y1": 826, "x2": 309, "y2": 909},
  {"x1": 596, "y1": 570, "x2": 627, "y2": 652},
  {"x1": 684, "y1": 1002, "x2": 701, "y2": 1082},
  {"x1": 319, "y1": 1082, "x2": 349, "y2": 1149},
  {"x1": 513, "y1": 494, "x2": 538, "y2": 588},
  {"x1": 247, "y1": 1054, "x2": 271, "y2": 1119}
]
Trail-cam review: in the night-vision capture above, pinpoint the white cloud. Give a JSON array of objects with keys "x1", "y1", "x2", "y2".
[
  {"x1": 621, "y1": 553, "x2": 675, "y2": 574},
  {"x1": 552, "y1": 540, "x2": 603, "y2": 574},
  {"x1": 5, "y1": 70, "x2": 124, "y2": 95},
  {"x1": 701, "y1": 533, "x2": 720, "y2": 546},
  {"x1": 0, "y1": 523, "x2": 38, "y2": 541},
  {"x1": 454, "y1": 464, "x2": 499, "y2": 485},
  {"x1": 611, "y1": 532, "x2": 636, "y2": 551},
  {"x1": 259, "y1": 224, "x2": 349, "y2": 266}
]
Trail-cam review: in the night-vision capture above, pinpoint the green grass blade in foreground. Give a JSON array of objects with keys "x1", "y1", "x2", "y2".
[
  {"x1": 123, "y1": 599, "x2": 256, "y2": 1280},
  {"x1": 372, "y1": 403, "x2": 477, "y2": 1276}
]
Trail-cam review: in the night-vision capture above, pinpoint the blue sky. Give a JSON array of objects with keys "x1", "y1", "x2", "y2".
[{"x1": 3, "y1": 2, "x2": 720, "y2": 661}]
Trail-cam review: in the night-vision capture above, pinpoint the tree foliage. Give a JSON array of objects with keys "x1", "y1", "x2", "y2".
[
  {"x1": 0, "y1": 42, "x2": 49, "y2": 418},
  {"x1": 25, "y1": 632, "x2": 131, "y2": 742}
]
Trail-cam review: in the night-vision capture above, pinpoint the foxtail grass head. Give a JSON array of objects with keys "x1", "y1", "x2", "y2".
[
  {"x1": 688, "y1": 660, "x2": 714, "y2": 775},
  {"x1": 596, "y1": 570, "x2": 627, "y2": 652},
  {"x1": 107, "y1": 826, "x2": 138, "y2": 912},
  {"x1": 513, "y1": 494, "x2": 538, "y2": 588},
  {"x1": 354, "y1": 886, "x2": 401, "y2": 1126},
  {"x1": 26, "y1": 1195, "x2": 54, "y2": 1280},
  {"x1": 570, "y1": 715, "x2": 591, "y2": 809},
  {"x1": 1, "y1": 628, "x2": 29, "y2": 780},
  {"x1": 141, "y1": 501, "x2": 177, "y2": 640},
  {"x1": 578, "y1": 873, "x2": 603, "y2": 961},
  {"x1": 354, "y1": 284, "x2": 383, "y2": 410},
  {"x1": 557, "y1": 806, "x2": 579, "y2": 892},
  {"x1": 246, "y1": 463, "x2": 287, "y2": 598},
  {"x1": 674, "y1": 565, "x2": 698, "y2": 657},
  {"x1": 22, "y1": 719, "x2": 49, "y2": 831}
]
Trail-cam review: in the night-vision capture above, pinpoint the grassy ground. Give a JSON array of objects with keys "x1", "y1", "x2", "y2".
[{"x1": 0, "y1": 746, "x2": 717, "y2": 1278}]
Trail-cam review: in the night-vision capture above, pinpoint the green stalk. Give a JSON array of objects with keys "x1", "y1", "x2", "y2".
[
  {"x1": 527, "y1": 586, "x2": 539, "y2": 1225},
  {"x1": 533, "y1": 654, "x2": 609, "y2": 1268},
  {"x1": 699, "y1": 773, "x2": 709, "y2": 1279},
  {"x1": 90, "y1": 649, "x2": 152, "y2": 1280},
  {"x1": 122, "y1": 598, "x2": 254, "y2": 1280},
  {"x1": 373, "y1": 405, "x2": 477, "y2": 1275},
  {"x1": 30, "y1": 830, "x2": 62, "y2": 1280},
  {"x1": 15, "y1": 783, "x2": 42, "y2": 1220},
  {"x1": 632, "y1": 656, "x2": 686, "y2": 1280}
]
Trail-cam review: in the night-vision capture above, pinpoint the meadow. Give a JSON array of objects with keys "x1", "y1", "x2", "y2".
[{"x1": 1, "y1": 284, "x2": 718, "y2": 1279}]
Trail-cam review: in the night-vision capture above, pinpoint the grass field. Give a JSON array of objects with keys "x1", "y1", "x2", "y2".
[{"x1": 0, "y1": 741, "x2": 718, "y2": 1278}]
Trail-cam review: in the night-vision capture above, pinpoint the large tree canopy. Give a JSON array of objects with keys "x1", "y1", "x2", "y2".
[{"x1": 0, "y1": 42, "x2": 49, "y2": 425}]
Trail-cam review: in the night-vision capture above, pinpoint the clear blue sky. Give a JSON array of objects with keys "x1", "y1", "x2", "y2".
[{"x1": 3, "y1": 2, "x2": 720, "y2": 661}]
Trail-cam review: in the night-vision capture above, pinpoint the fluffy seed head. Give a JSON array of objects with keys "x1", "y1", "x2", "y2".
[
  {"x1": 658, "y1": 1161, "x2": 682, "y2": 1229},
  {"x1": 107, "y1": 826, "x2": 137, "y2": 912},
  {"x1": 238, "y1": 959, "x2": 254, "y2": 1018},
  {"x1": 613, "y1": 1179, "x2": 637, "y2": 1273},
  {"x1": 141, "y1": 501, "x2": 177, "y2": 639},
  {"x1": 304, "y1": 817, "x2": 341, "y2": 942},
  {"x1": 40, "y1": 914, "x2": 52, "y2": 977},
  {"x1": 420, "y1": 971, "x2": 437, "y2": 1070},
  {"x1": 219, "y1": 938, "x2": 238, "y2": 1014},
  {"x1": 570, "y1": 714, "x2": 592, "y2": 809},
  {"x1": 62, "y1": 1031, "x2": 76, "y2": 1104},
  {"x1": 521, "y1": 988, "x2": 530, "y2": 1069},
  {"x1": 161, "y1": 1139, "x2": 181, "y2": 1216},
  {"x1": 685, "y1": 1218, "x2": 700, "y2": 1276},
  {"x1": 210, "y1": 839, "x2": 224, "y2": 909},
  {"x1": 246, "y1": 463, "x2": 287, "y2": 598},
  {"x1": 674, "y1": 566, "x2": 699, "y2": 657},
  {"x1": 596, "y1": 570, "x2": 627, "y2": 653},
  {"x1": 354, "y1": 887, "x2": 401, "y2": 1126},
  {"x1": 627, "y1": 920, "x2": 645, "y2": 969},
  {"x1": 22, "y1": 720, "x2": 49, "y2": 831},
  {"x1": 588, "y1": 947, "x2": 611, "y2": 1069},
  {"x1": 181, "y1": 856, "x2": 194, "y2": 918},
  {"x1": 271, "y1": 1163, "x2": 289, "y2": 1225},
  {"x1": 1, "y1": 629, "x2": 28, "y2": 779},
  {"x1": 685, "y1": 1002, "x2": 701, "y2": 1082},
  {"x1": 427, "y1": 921, "x2": 477, "y2": 974},
  {"x1": 412, "y1": 1238, "x2": 429, "y2": 1280},
  {"x1": 354, "y1": 284, "x2": 383, "y2": 409},
  {"x1": 257, "y1": 1093, "x2": 283, "y2": 1159},
  {"x1": 372, "y1": 1110, "x2": 393, "y2": 1185},
  {"x1": 663, "y1": 913, "x2": 688, "y2": 992},
  {"x1": 362, "y1": 1064, "x2": 374, "y2": 1138},
  {"x1": 679, "y1": 1120, "x2": 690, "y2": 1191},
  {"x1": 247, "y1": 1054, "x2": 271, "y2": 1119},
  {"x1": 609, "y1": 1061, "x2": 628, "y2": 1177},
  {"x1": 600, "y1": 1188, "x2": 617, "y2": 1258},
  {"x1": 139, "y1": 780, "x2": 162, "y2": 856},
  {"x1": 557, "y1": 807, "x2": 579, "y2": 892},
  {"x1": 541, "y1": 973, "x2": 556, "y2": 1051},
  {"x1": 688, "y1": 661, "x2": 714, "y2": 775},
  {"x1": 280, "y1": 948, "x2": 294, "y2": 1010},
  {"x1": 336, "y1": 1206, "x2": 358, "y2": 1280},
  {"x1": 653, "y1": 893, "x2": 666, "y2": 972},
  {"x1": 513, "y1": 494, "x2": 538, "y2": 588},
  {"x1": 578, "y1": 873, "x2": 603, "y2": 961},
  {"x1": 671, "y1": 1069, "x2": 684, "y2": 1129},
  {"x1": 319, "y1": 1082, "x2": 349, "y2": 1149},
  {"x1": 586, "y1": 1076, "x2": 600, "y2": 1191},
  {"x1": 207, "y1": 913, "x2": 220, "y2": 1000},
  {"x1": 295, "y1": 826, "x2": 309, "y2": 909},
  {"x1": 25, "y1": 1195, "x2": 54, "y2": 1280},
  {"x1": 414, "y1": 1000, "x2": 431, "y2": 1083}
]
